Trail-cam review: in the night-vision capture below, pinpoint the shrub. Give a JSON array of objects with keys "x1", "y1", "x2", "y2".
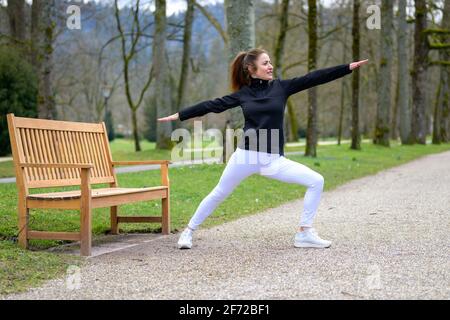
[{"x1": 0, "y1": 46, "x2": 38, "y2": 156}]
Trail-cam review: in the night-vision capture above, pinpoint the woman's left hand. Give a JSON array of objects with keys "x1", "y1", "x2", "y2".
[{"x1": 350, "y1": 59, "x2": 369, "y2": 70}]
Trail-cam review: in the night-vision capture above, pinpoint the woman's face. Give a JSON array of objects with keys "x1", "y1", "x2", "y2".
[{"x1": 249, "y1": 53, "x2": 273, "y2": 80}]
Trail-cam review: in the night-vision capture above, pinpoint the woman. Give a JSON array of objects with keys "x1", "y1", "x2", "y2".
[{"x1": 158, "y1": 48, "x2": 368, "y2": 249}]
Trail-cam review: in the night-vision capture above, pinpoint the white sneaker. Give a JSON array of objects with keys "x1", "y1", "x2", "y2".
[
  {"x1": 294, "y1": 228, "x2": 331, "y2": 248},
  {"x1": 177, "y1": 228, "x2": 193, "y2": 249}
]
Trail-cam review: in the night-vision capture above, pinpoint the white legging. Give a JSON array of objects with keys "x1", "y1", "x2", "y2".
[{"x1": 187, "y1": 147, "x2": 325, "y2": 230}]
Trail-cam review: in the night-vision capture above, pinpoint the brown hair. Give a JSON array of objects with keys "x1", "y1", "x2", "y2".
[{"x1": 230, "y1": 48, "x2": 268, "y2": 92}]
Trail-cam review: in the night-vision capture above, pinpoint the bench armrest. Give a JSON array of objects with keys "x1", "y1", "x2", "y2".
[
  {"x1": 111, "y1": 160, "x2": 171, "y2": 166},
  {"x1": 111, "y1": 161, "x2": 170, "y2": 187},
  {"x1": 20, "y1": 163, "x2": 93, "y2": 199},
  {"x1": 19, "y1": 163, "x2": 94, "y2": 169}
]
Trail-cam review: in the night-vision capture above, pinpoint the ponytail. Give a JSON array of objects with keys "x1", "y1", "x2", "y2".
[{"x1": 230, "y1": 47, "x2": 268, "y2": 92}]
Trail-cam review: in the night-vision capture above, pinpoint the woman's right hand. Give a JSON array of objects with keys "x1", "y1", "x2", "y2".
[
  {"x1": 349, "y1": 59, "x2": 369, "y2": 70},
  {"x1": 157, "y1": 113, "x2": 179, "y2": 122}
]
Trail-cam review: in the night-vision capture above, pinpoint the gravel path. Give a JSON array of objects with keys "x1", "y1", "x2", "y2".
[{"x1": 4, "y1": 151, "x2": 450, "y2": 299}]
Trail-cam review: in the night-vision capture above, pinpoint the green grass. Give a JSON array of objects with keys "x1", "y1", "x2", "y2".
[
  {"x1": 0, "y1": 241, "x2": 80, "y2": 295},
  {"x1": 0, "y1": 161, "x2": 14, "y2": 179},
  {"x1": 1, "y1": 140, "x2": 450, "y2": 295}
]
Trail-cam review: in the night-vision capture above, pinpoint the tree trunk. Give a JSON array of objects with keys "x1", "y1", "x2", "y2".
[
  {"x1": 350, "y1": 0, "x2": 361, "y2": 150},
  {"x1": 31, "y1": 0, "x2": 56, "y2": 120},
  {"x1": 131, "y1": 109, "x2": 140, "y2": 151},
  {"x1": 397, "y1": 0, "x2": 413, "y2": 145},
  {"x1": 440, "y1": 71, "x2": 449, "y2": 142},
  {"x1": 305, "y1": 0, "x2": 318, "y2": 157},
  {"x1": 155, "y1": 0, "x2": 172, "y2": 150},
  {"x1": 287, "y1": 98, "x2": 298, "y2": 142},
  {"x1": 224, "y1": 0, "x2": 255, "y2": 161},
  {"x1": 391, "y1": 74, "x2": 399, "y2": 140},
  {"x1": 273, "y1": 0, "x2": 289, "y2": 81},
  {"x1": 274, "y1": 0, "x2": 298, "y2": 143},
  {"x1": 374, "y1": 0, "x2": 393, "y2": 147},
  {"x1": 412, "y1": 0, "x2": 428, "y2": 144},
  {"x1": 31, "y1": 0, "x2": 40, "y2": 65},
  {"x1": 433, "y1": 81, "x2": 442, "y2": 144},
  {"x1": 338, "y1": 77, "x2": 349, "y2": 146},
  {"x1": 114, "y1": 0, "x2": 154, "y2": 152},
  {"x1": 41, "y1": 0, "x2": 56, "y2": 119},
  {"x1": 175, "y1": 0, "x2": 195, "y2": 130},
  {"x1": 337, "y1": 6, "x2": 349, "y2": 146},
  {"x1": 435, "y1": 0, "x2": 450, "y2": 143},
  {"x1": 7, "y1": 0, "x2": 26, "y2": 42}
]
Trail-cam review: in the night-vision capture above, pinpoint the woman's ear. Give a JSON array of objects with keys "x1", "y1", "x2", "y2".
[{"x1": 248, "y1": 64, "x2": 256, "y2": 76}]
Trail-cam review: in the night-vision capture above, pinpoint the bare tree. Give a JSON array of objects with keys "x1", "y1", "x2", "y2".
[
  {"x1": 432, "y1": 0, "x2": 450, "y2": 143},
  {"x1": 427, "y1": 0, "x2": 450, "y2": 144},
  {"x1": 224, "y1": 0, "x2": 255, "y2": 161},
  {"x1": 193, "y1": 0, "x2": 229, "y2": 45},
  {"x1": 175, "y1": 0, "x2": 195, "y2": 130},
  {"x1": 374, "y1": 0, "x2": 393, "y2": 147},
  {"x1": 412, "y1": 0, "x2": 429, "y2": 144},
  {"x1": 397, "y1": 0, "x2": 413, "y2": 145},
  {"x1": 273, "y1": 0, "x2": 299, "y2": 143},
  {"x1": 114, "y1": 0, "x2": 154, "y2": 152},
  {"x1": 350, "y1": 0, "x2": 361, "y2": 150},
  {"x1": 336, "y1": 0, "x2": 350, "y2": 145},
  {"x1": 438, "y1": 71, "x2": 449, "y2": 143},
  {"x1": 154, "y1": 0, "x2": 173, "y2": 149},
  {"x1": 7, "y1": 0, "x2": 25, "y2": 42},
  {"x1": 32, "y1": 0, "x2": 56, "y2": 119},
  {"x1": 305, "y1": 0, "x2": 318, "y2": 157}
]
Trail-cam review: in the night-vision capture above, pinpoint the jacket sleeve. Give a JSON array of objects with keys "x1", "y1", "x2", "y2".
[
  {"x1": 178, "y1": 91, "x2": 241, "y2": 121},
  {"x1": 279, "y1": 64, "x2": 352, "y2": 97}
]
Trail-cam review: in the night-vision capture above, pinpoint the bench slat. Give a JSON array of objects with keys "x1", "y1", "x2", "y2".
[
  {"x1": 117, "y1": 217, "x2": 162, "y2": 223},
  {"x1": 28, "y1": 231, "x2": 81, "y2": 241},
  {"x1": 14, "y1": 116, "x2": 104, "y2": 132},
  {"x1": 99, "y1": 132, "x2": 111, "y2": 177},
  {"x1": 26, "y1": 176, "x2": 115, "y2": 188}
]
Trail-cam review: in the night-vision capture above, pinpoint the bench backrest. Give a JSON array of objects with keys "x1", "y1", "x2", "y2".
[{"x1": 7, "y1": 114, "x2": 116, "y2": 189}]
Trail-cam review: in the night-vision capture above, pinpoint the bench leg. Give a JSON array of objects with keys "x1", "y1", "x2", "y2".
[
  {"x1": 80, "y1": 208, "x2": 92, "y2": 256},
  {"x1": 80, "y1": 168, "x2": 92, "y2": 256},
  {"x1": 80, "y1": 203, "x2": 92, "y2": 257},
  {"x1": 161, "y1": 196, "x2": 170, "y2": 235},
  {"x1": 110, "y1": 206, "x2": 119, "y2": 235},
  {"x1": 18, "y1": 204, "x2": 29, "y2": 249}
]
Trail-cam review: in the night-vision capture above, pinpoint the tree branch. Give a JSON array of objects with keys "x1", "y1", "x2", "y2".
[
  {"x1": 282, "y1": 58, "x2": 309, "y2": 74},
  {"x1": 423, "y1": 28, "x2": 450, "y2": 34},
  {"x1": 192, "y1": 0, "x2": 228, "y2": 45},
  {"x1": 429, "y1": 60, "x2": 450, "y2": 66},
  {"x1": 428, "y1": 42, "x2": 450, "y2": 49}
]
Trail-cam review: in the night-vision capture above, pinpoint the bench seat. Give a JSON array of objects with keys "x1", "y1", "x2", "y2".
[{"x1": 28, "y1": 186, "x2": 168, "y2": 200}]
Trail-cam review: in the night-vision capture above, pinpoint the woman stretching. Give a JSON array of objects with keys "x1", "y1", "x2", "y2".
[{"x1": 158, "y1": 48, "x2": 368, "y2": 249}]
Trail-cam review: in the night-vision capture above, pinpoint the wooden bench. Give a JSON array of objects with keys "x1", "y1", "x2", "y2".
[{"x1": 7, "y1": 113, "x2": 171, "y2": 256}]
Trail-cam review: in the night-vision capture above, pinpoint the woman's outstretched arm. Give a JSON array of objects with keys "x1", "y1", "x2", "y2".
[
  {"x1": 280, "y1": 59, "x2": 368, "y2": 97},
  {"x1": 158, "y1": 91, "x2": 241, "y2": 122}
]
